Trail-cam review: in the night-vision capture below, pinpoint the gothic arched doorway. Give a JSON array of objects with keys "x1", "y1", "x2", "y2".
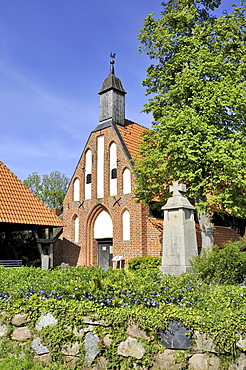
[{"x1": 94, "y1": 210, "x2": 113, "y2": 269}]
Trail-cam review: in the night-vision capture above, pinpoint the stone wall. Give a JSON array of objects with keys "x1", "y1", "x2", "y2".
[{"x1": 0, "y1": 311, "x2": 245, "y2": 369}]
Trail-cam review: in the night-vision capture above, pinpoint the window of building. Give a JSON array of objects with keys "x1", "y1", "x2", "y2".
[
  {"x1": 111, "y1": 168, "x2": 117, "y2": 179},
  {"x1": 73, "y1": 178, "x2": 80, "y2": 201},
  {"x1": 123, "y1": 168, "x2": 131, "y2": 194},
  {"x1": 74, "y1": 216, "x2": 79, "y2": 243},
  {"x1": 86, "y1": 173, "x2": 92, "y2": 184},
  {"x1": 110, "y1": 142, "x2": 117, "y2": 196},
  {"x1": 122, "y1": 209, "x2": 130, "y2": 241},
  {"x1": 85, "y1": 149, "x2": 92, "y2": 200}
]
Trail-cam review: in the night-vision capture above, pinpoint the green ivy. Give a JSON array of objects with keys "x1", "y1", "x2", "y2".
[{"x1": 0, "y1": 265, "x2": 245, "y2": 367}]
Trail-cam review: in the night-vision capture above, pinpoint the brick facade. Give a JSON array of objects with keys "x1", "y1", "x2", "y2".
[
  {"x1": 54, "y1": 123, "x2": 162, "y2": 268},
  {"x1": 54, "y1": 64, "x2": 243, "y2": 268}
]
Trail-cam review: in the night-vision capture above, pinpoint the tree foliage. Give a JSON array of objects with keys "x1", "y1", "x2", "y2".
[
  {"x1": 24, "y1": 171, "x2": 69, "y2": 209},
  {"x1": 134, "y1": 0, "x2": 246, "y2": 246}
]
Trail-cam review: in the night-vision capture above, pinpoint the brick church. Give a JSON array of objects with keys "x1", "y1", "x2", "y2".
[
  {"x1": 55, "y1": 60, "x2": 243, "y2": 268},
  {"x1": 55, "y1": 60, "x2": 162, "y2": 268}
]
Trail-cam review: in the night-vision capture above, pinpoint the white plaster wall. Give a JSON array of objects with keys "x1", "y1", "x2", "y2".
[
  {"x1": 110, "y1": 142, "x2": 117, "y2": 196},
  {"x1": 122, "y1": 210, "x2": 130, "y2": 241},
  {"x1": 123, "y1": 168, "x2": 131, "y2": 194},
  {"x1": 74, "y1": 216, "x2": 79, "y2": 243},
  {"x1": 73, "y1": 178, "x2": 80, "y2": 201},
  {"x1": 94, "y1": 210, "x2": 113, "y2": 239},
  {"x1": 85, "y1": 149, "x2": 92, "y2": 200},
  {"x1": 97, "y1": 136, "x2": 104, "y2": 199}
]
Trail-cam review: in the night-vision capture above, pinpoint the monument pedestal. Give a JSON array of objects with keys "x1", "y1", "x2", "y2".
[{"x1": 160, "y1": 181, "x2": 198, "y2": 276}]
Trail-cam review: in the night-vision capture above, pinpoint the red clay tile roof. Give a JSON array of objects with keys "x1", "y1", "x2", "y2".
[
  {"x1": 0, "y1": 162, "x2": 64, "y2": 228},
  {"x1": 117, "y1": 119, "x2": 148, "y2": 159},
  {"x1": 147, "y1": 217, "x2": 241, "y2": 249},
  {"x1": 147, "y1": 217, "x2": 163, "y2": 232},
  {"x1": 213, "y1": 226, "x2": 241, "y2": 247}
]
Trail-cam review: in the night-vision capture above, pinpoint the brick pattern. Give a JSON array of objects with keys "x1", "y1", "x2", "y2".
[
  {"x1": 55, "y1": 122, "x2": 161, "y2": 267},
  {"x1": 0, "y1": 161, "x2": 64, "y2": 228},
  {"x1": 55, "y1": 117, "x2": 242, "y2": 268}
]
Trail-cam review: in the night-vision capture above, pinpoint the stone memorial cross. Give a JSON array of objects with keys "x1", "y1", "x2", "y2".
[
  {"x1": 160, "y1": 181, "x2": 198, "y2": 276},
  {"x1": 169, "y1": 181, "x2": 186, "y2": 197}
]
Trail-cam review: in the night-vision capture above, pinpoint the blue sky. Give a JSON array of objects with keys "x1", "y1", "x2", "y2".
[{"x1": 0, "y1": 0, "x2": 241, "y2": 181}]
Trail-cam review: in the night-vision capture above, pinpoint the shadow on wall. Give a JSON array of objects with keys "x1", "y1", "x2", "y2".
[{"x1": 54, "y1": 238, "x2": 81, "y2": 267}]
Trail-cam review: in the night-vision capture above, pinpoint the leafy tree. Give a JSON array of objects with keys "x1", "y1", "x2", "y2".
[
  {"x1": 134, "y1": 0, "x2": 246, "y2": 248},
  {"x1": 24, "y1": 171, "x2": 69, "y2": 209}
]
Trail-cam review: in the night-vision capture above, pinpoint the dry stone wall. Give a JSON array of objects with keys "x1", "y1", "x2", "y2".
[{"x1": 0, "y1": 311, "x2": 245, "y2": 369}]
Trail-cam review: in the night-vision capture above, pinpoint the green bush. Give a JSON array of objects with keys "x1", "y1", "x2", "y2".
[
  {"x1": 0, "y1": 356, "x2": 71, "y2": 369},
  {"x1": 190, "y1": 239, "x2": 246, "y2": 285},
  {"x1": 128, "y1": 256, "x2": 161, "y2": 271}
]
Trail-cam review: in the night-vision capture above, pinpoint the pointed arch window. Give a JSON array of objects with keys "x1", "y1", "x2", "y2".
[
  {"x1": 74, "y1": 216, "x2": 79, "y2": 243},
  {"x1": 85, "y1": 149, "x2": 92, "y2": 200},
  {"x1": 110, "y1": 142, "x2": 117, "y2": 196},
  {"x1": 73, "y1": 178, "x2": 80, "y2": 201},
  {"x1": 123, "y1": 168, "x2": 131, "y2": 194},
  {"x1": 122, "y1": 209, "x2": 130, "y2": 241}
]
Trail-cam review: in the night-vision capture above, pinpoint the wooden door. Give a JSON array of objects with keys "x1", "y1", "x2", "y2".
[{"x1": 97, "y1": 239, "x2": 113, "y2": 269}]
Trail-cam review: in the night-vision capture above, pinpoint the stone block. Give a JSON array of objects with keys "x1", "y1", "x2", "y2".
[
  {"x1": 232, "y1": 353, "x2": 246, "y2": 370},
  {"x1": 91, "y1": 356, "x2": 109, "y2": 370},
  {"x1": 0, "y1": 323, "x2": 8, "y2": 337},
  {"x1": 33, "y1": 353, "x2": 51, "y2": 364},
  {"x1": 193, "y1": 331, "x2": 217, "y2": 353},
  {"x1": 12, "y1": 313, "x2": 30, "y2": 326},
  {"x1": 61, "y1": 342, "x2": 80, "y2": 357},
  {"x1": 117, "y1": 337, "x2": 145, "y2": 359},
  {"x1": 151, "y1": 349, "x2": 185, "y2": 370},
  {"x1": 73, "y1": 326, "x2": 85, "y2": 338},
  {"x1": 84, "y1": 331, "x2": 100, "y2": 365},
  {"x1": 103, "y1": 334, "x2": 112, "y2": 347},
  {"x1": 188, "y1": 353, "x2": 220, "y2": 370},
  {"x1": 159, "y1": 320, "x2": 191, "y2": 350},
  {"x1": 35, "y1": 312, "x2": 57, "y2": 331},
  {"x1": 31, "y1": 337, "x2": 49, "y2": 355},
  {"x1": 126, "y1": 320, "x2": 150, "y2": 340},
  {"x1": 236, "y1": 335, "x2": 246, "y2": 351},
  {"x1": 11, "y1": 326, "x2": 32, "y2": 341}
]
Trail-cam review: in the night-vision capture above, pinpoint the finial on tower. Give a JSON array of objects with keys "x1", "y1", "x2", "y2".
[{"x1": 110, "y1": 52, "x2": 116, "y2": 75}]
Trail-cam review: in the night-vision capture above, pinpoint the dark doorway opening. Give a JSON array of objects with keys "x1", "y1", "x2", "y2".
[{"x1": 97, "y1": 238, "x2": 113, "y2": 270}]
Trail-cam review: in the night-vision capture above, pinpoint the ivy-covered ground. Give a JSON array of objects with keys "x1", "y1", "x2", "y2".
[{"x1": 0, "y1": 265, "x2": 245, "y2": 355}]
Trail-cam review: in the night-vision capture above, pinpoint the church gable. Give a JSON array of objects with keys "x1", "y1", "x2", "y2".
[
  {"x1": 57, "y1": 59, "x2": 162, "y2": 268},
  {"x1": 64, "y1": 124, "x2": 135, "y2": 207}
]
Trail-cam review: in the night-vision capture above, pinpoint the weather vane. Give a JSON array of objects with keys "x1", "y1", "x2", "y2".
[{"x1": 110, "y1": 52, "x2": 116, "y2": 75}]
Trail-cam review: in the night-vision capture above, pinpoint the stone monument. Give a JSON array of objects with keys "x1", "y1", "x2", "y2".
[{"x1": 160, "y1": 181, "x2": 198, "y2": 276}]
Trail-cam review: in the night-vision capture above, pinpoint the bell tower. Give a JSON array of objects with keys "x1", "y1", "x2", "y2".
[{"x1": 98, "y1": 54, "x2": 127, "y2": 126}]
